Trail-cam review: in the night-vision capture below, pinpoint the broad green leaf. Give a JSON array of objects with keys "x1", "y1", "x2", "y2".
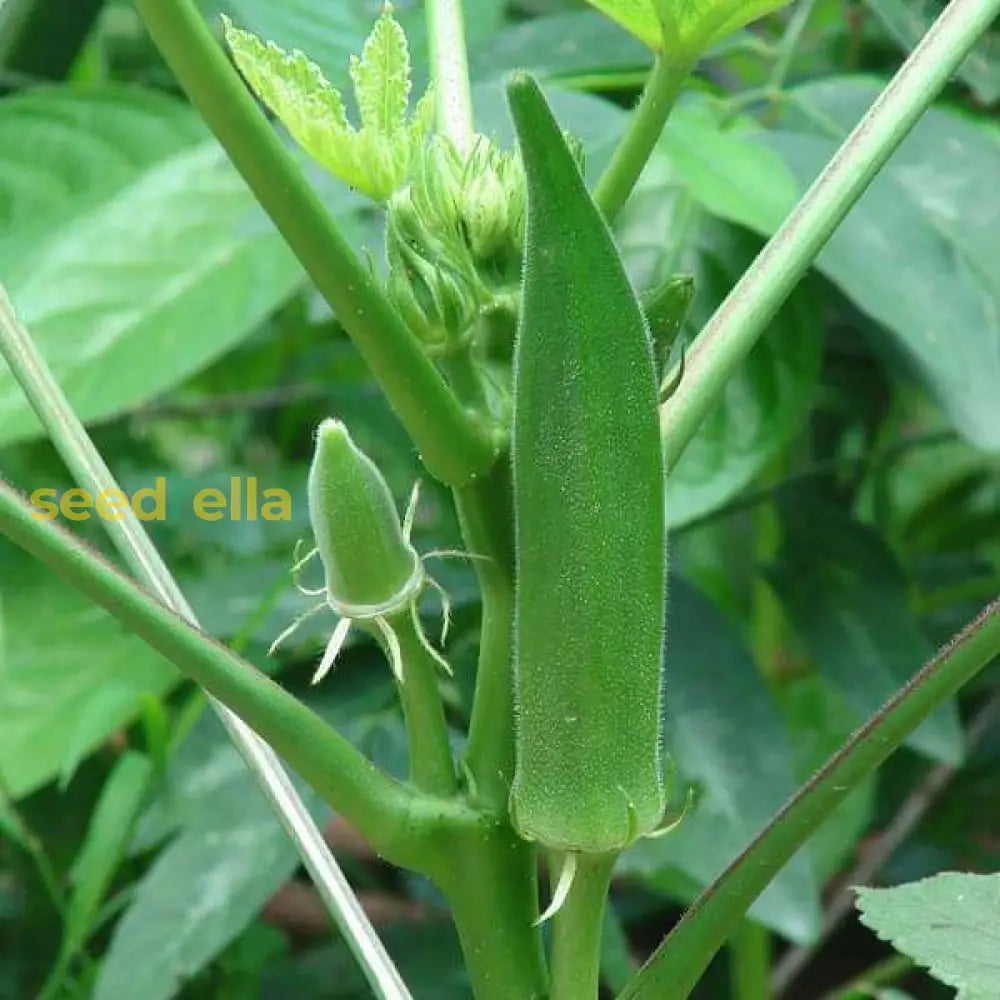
[
  {"x1": 0, "y1": 553, "x2": 176, "y2": 798},
  {"x1": 113, "y1": 681, "x2": 404, "y2": 1000},
  {"x1": 508, "y1": 75, "x2": 666, "y2": 852},
  {"x1": 856, "y1": 873, "x2": 1000, "y2": 998},
  {"x1": 95, "y1": 774, "x2": 321, "y2": 1000},
  {"x1": 584, "y1": 0, "x2": 792, "y2": 54},
  {"x1": 223, "y1": 10, "x2": 433, "y2": 201},
  {"x1": 62, "y1": 752, "x2": 154, "y2": 960},
  {"x1": 769, "y1": 487, "x2": 963, "y2": 765},
  {"x1": 863, "y1": 0, "x2": 1000, "y2": 104},
  {"x1": 620, "y1": 577, "x2": 820, "y2": 943},
  {"x1": 0, "y1": 87, "x2": 302, "y2": 447},
  {"x1": 616, "y1": 143, "x2": 822, "y2": 528},
  {"x1": 673, "y1": 78, "x2": 1000, "y2": 451}
]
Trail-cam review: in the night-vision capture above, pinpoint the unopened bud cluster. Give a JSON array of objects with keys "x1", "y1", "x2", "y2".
[{"x1": 385, "y1": 135, "x2": 527, "y2": 353}]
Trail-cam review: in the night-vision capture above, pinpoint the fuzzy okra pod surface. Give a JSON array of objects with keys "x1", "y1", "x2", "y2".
[{"x1": 508, "y1": 75, "x2": 668, "y2": 855}]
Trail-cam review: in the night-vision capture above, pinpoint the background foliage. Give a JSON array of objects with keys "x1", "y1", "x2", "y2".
[{"x1": 1, "y1": 1, "x2": 998, "y2": 997}]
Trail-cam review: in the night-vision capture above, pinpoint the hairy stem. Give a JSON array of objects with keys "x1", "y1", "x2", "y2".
[
  {"x1": 618, "y1": 597, "x2": 1000, "y2": 999},
  {"x1": 454, "y1": 459, "x2": 517, "y2": 810},
  {"x1": 0, "y1": 481, "x2": 476, "y2": 872},
  {"x1": 388, "y1": 609, "x2": 457, "y2": 797},
  {"x1": 550, "y1": 853, "x2": 616, "y2": 1000},
  {"x1": 592, "y1": 53, "x2": 694, "y2": 222},
  {"x1": 426, "y1": 0, "x2": 474, "y2": 151},
  {"x1": 133, "y1": 0, "x2": 496, "y2": 486},
  {"x1": 660, "y1": 0, "x2": 1000, "y2": 470},
  {"x1": 433, "y1": 824, "x2": 547, "y2": 1000}
]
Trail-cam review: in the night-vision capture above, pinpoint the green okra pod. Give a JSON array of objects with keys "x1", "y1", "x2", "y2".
[{"x1": 507, "y1": 74, "x2": 667, "y2": 854}]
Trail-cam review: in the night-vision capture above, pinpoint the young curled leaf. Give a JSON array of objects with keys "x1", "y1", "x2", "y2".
[
  {"x1": 222, "y1": 9, "x2": 433, "y2": 202},
  {"x1": 508, "y1": 74, "x2": 667, "y2": 854}
]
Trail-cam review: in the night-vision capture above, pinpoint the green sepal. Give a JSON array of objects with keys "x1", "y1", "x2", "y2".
[
  {"x1": 307, "y1": 419, "x2": 420, "y2": 609},
  {"x1": 642, "y1": 273, "x2": 695, "y2": 381},
  {"x1": 508, "y1": 74, "x2": 667, "y2": 854}
]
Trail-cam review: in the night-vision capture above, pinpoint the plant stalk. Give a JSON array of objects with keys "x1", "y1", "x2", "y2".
[
  {"x1": 386, "y1": 608, "x2": 457, "y2": 797},
  {"x1": 425, "y1": 0, "x2": 474, "y2": 151},
  {"x1": 132, "y1": 0, "x2": 496, "y2": 486},
  {"x1": 550, "y1": 853, "x2": 617, "y2": 1000},
  {"x1": 433, "y1": 824, "x2": 548, "y2": 1000},
  {"x1": 730, "y1": 920, "x2": 771, "y2": 1000},
  {"x1": 617, "y1": 596, "x2": 1000, "y2": 999},
  {"x1": 659, "y1": 0, "x2": 1000, "y2": 470},
  {"x1": 454, "y1": 460, "x2": 517, "y2": 810},
  {"x1": 0, "y1": 285, "x2": 414, "y2": 1000},
  {"x1": 593, "y1": 53, "x2": 694, "y2": 222}
]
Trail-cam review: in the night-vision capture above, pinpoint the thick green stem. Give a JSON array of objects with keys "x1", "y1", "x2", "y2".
[
  {"x1": 659, "y1": 0, "x2": 1000, "y2": 471},
  {"x1": 592, "y1": 54, "x2": 694, "y2": 222},
  {"x1": 132, "y1": 0, "x2": 496, "y2": 486},
  {"x1": 387, "y1": 609, "x2": 457, "y2": 797},
  {"x1": 0, "y1": 480, "x2": 476, "y2": 871},
  {"x1": 618, "y1": 597, "x2": 1000, "y2": 1000},
  {"x1": 433, "y1": 824, "x2": 547, "y2": 1000},
  {"x1": 425, "y1": 0, "x2": 474, "y2": 152},
  {"x1": 454, "y1": 460, "x2": 517, "y2": 811},
  {"x1": 730, "y1": 920, "x2": 771, "y2": 1000},
  {"x1": 550, "y1": 853, "x2": 616, "y2": 1000}
]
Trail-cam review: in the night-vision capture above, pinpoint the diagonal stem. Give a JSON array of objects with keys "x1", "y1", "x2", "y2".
[
  {"x1": 659, "y1": 0, "x2": 1000, "y2": 470},
  {"x1": 617, "y1": 597, "x2": 1000, "y2": 999},
  {"x1": 132, "y1": 0, "x2": 497, "y2": 486},
  {"x1": 0, "y1": 285, "x2": 414, "y2": 1000}
]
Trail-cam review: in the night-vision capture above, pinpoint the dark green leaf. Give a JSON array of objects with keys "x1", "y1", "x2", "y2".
[
  {"x1": 770, "y1": 487, "x2": 963, "y2": 764},
  {"x1": 620, "y1": 577, "x2": 820, "y2": 943}
]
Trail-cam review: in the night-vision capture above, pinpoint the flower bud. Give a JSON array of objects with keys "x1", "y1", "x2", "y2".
[
  {"x1": 385, "y1": 188, "x2": 484, "y2": 351},
  {"x1": 307, "y1": 419, "x2": 421, "y2": 610}
]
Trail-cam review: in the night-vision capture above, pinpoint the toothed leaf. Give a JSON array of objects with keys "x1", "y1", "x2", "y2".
[{"x1": 349, "y1": 9, "x2": 411, "y2": 135}]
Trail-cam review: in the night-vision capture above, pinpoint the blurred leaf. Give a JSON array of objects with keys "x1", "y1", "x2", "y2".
[
  {"x1": 620, "y1": 576, "x2": 821, "y2": 944},
  {"x1": 94, "y1": 774, "x2": 322, "y2": 1000},
  {"x1": 0, "y1": 559, "x2": 176, "y2": 799},
  {"x1": 62, "y1": 752, "x2": 154, "y2": 960},
  {"x1": 105, "y1": 671, "x2": 404, "y2": 1000},
  {"x1": 617, "y1": 147, "x2": 824, "y2": 528},
  {"x1": 0, "y1": 87, "x2": 304, "y2": 446},
  {"x1": 58, "y1": 685, "x2": 143, "y2": 791},
  {"x1": 856, "y1": 872, "x2": 1000, "y2": 998},
  {"x1": 769, "y1": 487, "x2": 964, "y2": 764},
  {"x1": 675, "y1": 79, "x2": 1000, "y2": 451},
  {"x1": 863, "y1": 0, "x2": 1000, "y2": 104},
  {"x1": 469, "y1": 10, "x2": 651, "y2": 82}
]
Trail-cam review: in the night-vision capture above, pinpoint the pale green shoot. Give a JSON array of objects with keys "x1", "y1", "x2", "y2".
[{"x1": 222, "y1": 9, "x2": 433, "y2": 202}]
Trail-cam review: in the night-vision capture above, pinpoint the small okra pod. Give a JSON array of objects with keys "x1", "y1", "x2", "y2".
[
  {"x1": 507, "y1": 74, "x2": 667, "y2": 855},
  {"x1": 307, "y1": 418, "x2": 422, "y2": 611},
  {"x1": 270, "y1": 419, "x2": 453, "y2": 685}
]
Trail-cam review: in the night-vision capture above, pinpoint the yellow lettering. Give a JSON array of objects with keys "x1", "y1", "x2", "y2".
[
  {"x1": 61, "y1": 488, "x2": 93, "y2": 521},
  {"x1": 194, "y1": 488, "x2": 226, "y2": 521},
  {"x1": 261, "y1": 489, "x2": 292, "y2": 521}
]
